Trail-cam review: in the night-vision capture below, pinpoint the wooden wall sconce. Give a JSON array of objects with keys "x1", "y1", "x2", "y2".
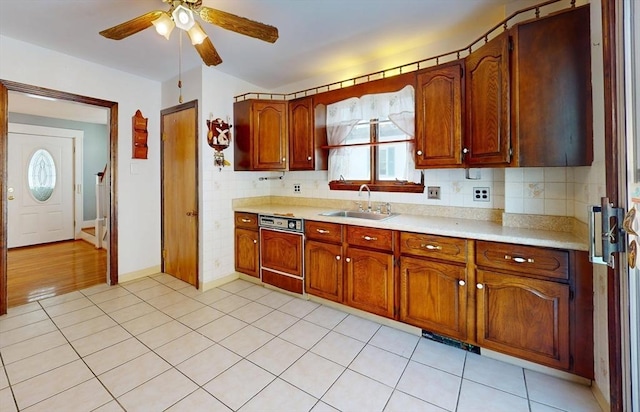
[
  {"x1": 132, "y1": 109, "x2": 148, "y2": 159},
  {"x1": 207, "y1": 117, "x2": 232, "y2": 169}
]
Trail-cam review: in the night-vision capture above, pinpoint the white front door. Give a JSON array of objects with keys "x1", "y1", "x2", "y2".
[{"x1": 8, "y1": 132, "x2": 74, "y2": 248}]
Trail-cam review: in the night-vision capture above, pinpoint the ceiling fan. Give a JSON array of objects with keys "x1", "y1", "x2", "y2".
[{"x1": 99, "y1": 0, "x2": 279, "y2": 66}]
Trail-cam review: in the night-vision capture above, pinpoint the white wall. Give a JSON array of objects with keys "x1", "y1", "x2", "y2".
[{"x1": 1, "y1": 35, "x2": 163, "y2": 277}]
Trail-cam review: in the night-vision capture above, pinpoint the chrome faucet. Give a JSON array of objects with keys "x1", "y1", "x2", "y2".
[{"x1": 358, "y1": 184, "x2": 372, "y2": 212}]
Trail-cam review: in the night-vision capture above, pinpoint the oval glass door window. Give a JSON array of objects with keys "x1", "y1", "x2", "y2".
[{"x1": 28, "y1": 149, "x2": 57, "y2": 202}]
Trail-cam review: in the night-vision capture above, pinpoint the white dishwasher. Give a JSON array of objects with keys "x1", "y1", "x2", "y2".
[{"x1": 258, "y1": 214, "x2": 305, "y2": 294}]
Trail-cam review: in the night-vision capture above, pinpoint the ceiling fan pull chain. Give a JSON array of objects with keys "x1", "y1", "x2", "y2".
[{"x1": 178, "y1": 30, "x2": 183, "y2": 103}]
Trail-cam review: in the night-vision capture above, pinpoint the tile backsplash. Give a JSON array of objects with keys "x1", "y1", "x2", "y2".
[{"x1": 267, "y1": 166, "x2": 588, "y2": 221}]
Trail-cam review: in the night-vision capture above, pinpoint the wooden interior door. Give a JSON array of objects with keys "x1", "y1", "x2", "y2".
[{"x1": 161, "y1": 101, "x2": 198, "y2": 287}]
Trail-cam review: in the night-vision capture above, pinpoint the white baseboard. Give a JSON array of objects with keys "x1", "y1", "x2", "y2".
[
  {"x1": 480, "y1": 348, "x2": 592, "y2": 386},
  {"x1": 118, "y1": 265, "x2": 162, "y2": 284},
  {"x1": 200, "y1": 272, "x2": 241, "y2": 291},
  {"x1": 590, "y1": 380, "x2": 609, "y2": 412}
]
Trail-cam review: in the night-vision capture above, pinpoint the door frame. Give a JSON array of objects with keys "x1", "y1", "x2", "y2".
[
  {"x1": 160, "y1": 100, "x2": 199, "y2": 287},
  {"x1": 0, "y1": 79, "x2": 119, "y2": 315},
  {"x1": 601, "y1": 1, "x2": 632, "y2": 410}
]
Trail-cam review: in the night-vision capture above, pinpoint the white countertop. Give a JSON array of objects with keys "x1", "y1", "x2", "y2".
[{"x1": 234, "y1": 204, "x2": 589, "y2": 251}]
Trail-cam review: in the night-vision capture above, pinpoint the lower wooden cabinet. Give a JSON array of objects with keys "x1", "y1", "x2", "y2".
[
  {"x1": 305, "y1": 240, "x2": 343, "y2": 302},
  {"x1": 234, "y1": 213, "x2": 259, "y2": 277},
  {"x1": 400, "y1": 256, "x2": 467, "y2": 340},
  {"x1": 345, "y1": 246, "x2": 395, "y2": 318},
  {"x1": 476, "y1": 269, "x2": 570, "y2": 370}
]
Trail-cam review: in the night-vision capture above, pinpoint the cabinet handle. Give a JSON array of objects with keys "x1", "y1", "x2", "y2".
[
  {"x1": 345, "y1": 257, "x2": 351, "y2": 263},
  {"x1": 241, "y1": 218, "x2": 252, "y2": 223},
  {"x1": 462, "y1": 148, "x2": 470, "y2": 154},
  {"x1": 307, "y1": 156, "x2": 312, "y2": 161},
  {"x1": 362, "y1": 235, "x2": 378, "y2": 241},
  {"x1": 421, "y1": 244, "x2": 442, "y2": 250},
  {"x1": 476, "y1": 283, "x2": 484, "y2": 289},
  {"x1": 336, "y1": 255, "x2": 341, "y2": 260},
  {"x1": 459, "y1": 280, "x2": 466, "y2": 286},
  {"x1": 504, "y1": 255, "x2": 534, "y2": 263},
  {"x1": 416, "y1": 150, "x2": 423, "y2": 156},
  {"x1": 316, "y1": 229, "x2": 330, "y2": 234},
  {"x1": 253, "y1": 240, "x2": 257, "y2": 244},
  {"x1": 282, "y1": 157, "x2": 286, "y2": 162}
]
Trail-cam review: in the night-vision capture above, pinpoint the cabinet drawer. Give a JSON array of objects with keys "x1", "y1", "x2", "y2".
[
  {"x1": 476, "y1": 241, "x2": 569, "y2": 280},
  {"x1": 400, "y1": 232, "x2": 466, "y2": 263},
  {"x1": 305, "y1": 220, "x2": 342, "y2": 243},
  {"x1": 346, "y1": 226, "x2": 393, "y2": 251},
  {"x1": 234, "y1": 212, "x2": 258, "y2": 230}
]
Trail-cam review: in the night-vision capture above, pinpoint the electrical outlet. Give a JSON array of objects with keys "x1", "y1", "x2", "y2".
[
  {"x1": 427, "y1": 186, "x2": 441, "y2": 200},
  {"x1": 473, "y1": 187, "x2": 490, "y2": 202},
  {"x1": 293, "y1": 183, "x2": 301, "y2": 193}
]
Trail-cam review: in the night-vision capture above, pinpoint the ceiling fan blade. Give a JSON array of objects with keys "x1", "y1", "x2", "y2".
[
  {"x1": 199, "y1": 7, "x2": 278, "y2": 43},
  {"x1": 99, "y1": 10, "x2": 164, "y2": 40},
  {"x1": 194, "y1": 36, "x2": 223, "y2": 66}
]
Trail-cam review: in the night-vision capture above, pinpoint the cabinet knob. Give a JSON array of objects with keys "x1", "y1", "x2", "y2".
[
  {"x1": 459, "y1": 280, "x2": 466, "y2": 286},
  {"x1": 476, "y1": 283, "x2": 484, "y2": 289},
  {"x1": 462, "y1": 148, "x2": 470, "y2": 154},
  {"x1": 253, "y1": 240, "x2": 257, "y2": 244},
  {"x1": 307, "y1": 156, "x2": 312, "y2": 161},
  {"x1": 282, "y1": 157, "x2": 286, "y2": 162},
  {"x1": 345, "y1": 257, "x2": 351, "y2": 263},
  {"x1": 336, "y1": 255, "x2": 341, "y2": 260},
  {"x1": 416, "y1": 150, "x2": 423, "y2": 156}
]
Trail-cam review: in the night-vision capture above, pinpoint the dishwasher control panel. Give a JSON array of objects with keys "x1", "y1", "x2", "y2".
[{"x1": 258, "y1": 214, "x2": 304, "y2": 233}]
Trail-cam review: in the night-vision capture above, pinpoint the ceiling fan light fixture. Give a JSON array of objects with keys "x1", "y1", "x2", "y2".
[
  {"x1": 172, "y1": 5, "x2": 195, "y2": 31},
  {"x1": 187, "y1": 22, "x2": 208, "y2": 45},
  {"x1": 152, "y1": 12, "x2": 175, "y2": 40}
]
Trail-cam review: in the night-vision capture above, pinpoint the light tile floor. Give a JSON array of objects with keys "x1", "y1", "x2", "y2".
[{"x1": 0, "y1": 275, "x2": 604, "y2": 412}]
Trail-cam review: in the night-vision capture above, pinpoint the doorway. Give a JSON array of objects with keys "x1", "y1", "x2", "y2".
[
  {"x1": 161, "y1": 100, "x2": 199, "y2": 287},
  {"x1": 0, "y1": 80, "x2": 119, "y2": 315}
]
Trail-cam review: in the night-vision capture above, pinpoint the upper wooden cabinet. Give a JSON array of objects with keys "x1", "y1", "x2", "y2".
[
  {"x1": 510, "y1": 5, "x2": 592, "y2": 167},
  {"x1": 288, "y1": 97, "x2": 314, "y2": 170},
  {"x1": 415, "y1": 61, "x2": 464, "y2": 168},
  {"x1": 464, "y1": 31, "x2": 512, "y2": 166},
  {"x1": 288, "y1": 96, "x2": 329, "y2": 171},
  {"x1": 234, "y1": 99, "x2": 288, "y2": 171}
]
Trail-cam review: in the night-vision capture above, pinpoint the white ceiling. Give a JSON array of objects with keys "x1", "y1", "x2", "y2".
[{"x1": 1, "y1": 0, "x2": 523, "y2": 122}]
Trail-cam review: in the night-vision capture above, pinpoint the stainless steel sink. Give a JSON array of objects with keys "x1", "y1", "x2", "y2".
[{"x1": 319, "y1": 210, "x2": 398, "y2": 221}]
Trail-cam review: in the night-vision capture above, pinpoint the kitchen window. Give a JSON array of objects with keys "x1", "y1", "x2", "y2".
[{"x1": 326, "y1": 85, "x2": 423, "y2": 193}]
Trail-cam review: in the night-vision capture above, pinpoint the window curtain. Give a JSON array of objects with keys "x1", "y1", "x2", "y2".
[
  {"x1": 326, "y1": 97, "x2": 362, "y2": 181},
  {"x1": 326, "y1": 85, "x2": 421, "y2": 183}
]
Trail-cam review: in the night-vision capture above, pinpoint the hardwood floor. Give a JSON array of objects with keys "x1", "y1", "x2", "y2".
[{"x1": 7, "y1": 240, "x2": 107, "y2": 308}]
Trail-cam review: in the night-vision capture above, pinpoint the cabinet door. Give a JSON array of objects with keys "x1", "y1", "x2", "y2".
[
  {"x1": 289, "y1": 97, "x2": 315, "y2": 170},
  {"x1": 345, "y1": 247, "x2": 394, "y2": 318},
  {"x1": 235, "y1": 228, "x2": 259, "y2": 277},
  {"x1": 252, "y1": 101, "x2": 288, "y2": 170},
  {"x1": 415, "y1": 62, "x2": 463, "y2": 168},
  {"x1": 511, "y1": 5, "x2": 592, "y2": 167},
  {"x1": 305, "y1": 240, "x2": 343, "y2": 302},
  {"x1": 465, "y1": 32, "x2": 511, "y2": 166},
  {"x1": 400, "y1": 257, "x2": 467, "y2": 340},
  {"x1": 259, "y1": 229, "x2": 303, "y2": 277},
  {"x1": 476, "y1": 269, "x2": 570, "y2": 370}
]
